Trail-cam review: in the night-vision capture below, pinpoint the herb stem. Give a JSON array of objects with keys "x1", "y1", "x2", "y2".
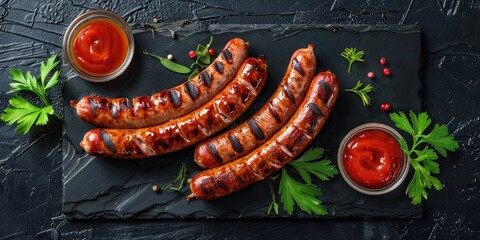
[
  {"x1": 143, "y1": 50, "x2": 163, "y2": 61},
  {"x1": 52, "y1": 112, "x2": 63, "y2": 120}
]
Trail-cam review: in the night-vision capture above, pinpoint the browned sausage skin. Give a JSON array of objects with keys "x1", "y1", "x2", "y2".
[
  {"x1": 194, "y1": 44, "x2": 317, "y2": 169},
  {"x1": 71, "y1": 38, "x2": 249, "y2": 128},
  {"x1": 79, "y1": 57, "x2": 267, "y2": 159},
  {"x1": 187, "y1": 71, "x2": 339, "y2": 201}
]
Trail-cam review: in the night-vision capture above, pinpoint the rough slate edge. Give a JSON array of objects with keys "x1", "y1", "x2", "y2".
[{"x1": 62, "y1": 24, "x2": 422, "y2": 220}]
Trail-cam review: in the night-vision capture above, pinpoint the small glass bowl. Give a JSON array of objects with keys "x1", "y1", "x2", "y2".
[
  {"x1": 62, "y1": 10, "x2": 134, "y2": 82},
  {"x1": 337, "y1": 123, "x2": 409, "y2": 195}
]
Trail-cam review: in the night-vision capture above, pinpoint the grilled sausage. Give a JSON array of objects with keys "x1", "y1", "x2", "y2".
[
  {"x1": 194, "y1": 44, "x2": 316, "y2": 169},
  {"x1": 187, "y1": 71, "x2": 339, "y2": 201},
  {"x1": 79, "y1": 57, "x2": 267, "y2": 159},
  {"x1": 70, "y1": 38, "x2": 249, "y2": 128}
]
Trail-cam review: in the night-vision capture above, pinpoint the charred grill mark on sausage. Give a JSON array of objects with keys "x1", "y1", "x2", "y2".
[
  {"x1": 222, "y1": 48, "x2": 233, "y2": 63},
  {"x1": 228, "y1": 133, "x2": 244, "y2": 153},
  {"x1": 199, "y1": 71, "x2": 212, "y2": 87},
  {"x1": 292, "y1": 58, "x2": 305, "y2": 75},
  {"x1": 185, "y1": 82, "x2": 199, "y2": 100}
]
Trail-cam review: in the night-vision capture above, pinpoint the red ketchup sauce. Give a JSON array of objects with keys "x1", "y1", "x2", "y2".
[
  {"x1": 70, "y1": 18, "x2": 129, "y2": 76},
  {"x1": 342, "y1": 129, "x2": 404, "y2": 189}
]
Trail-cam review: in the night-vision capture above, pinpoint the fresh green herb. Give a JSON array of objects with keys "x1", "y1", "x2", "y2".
[
  {"x1": 289, "y1": 148, "x2": 339, "y2": 183},
  {"x1": 188, "y1": 68, "x2": 200, "y2": 80},
  {"x1": 279, "y1": 168, "x2": 326, "y2": 215},
  {"x1": 340, "y1": 47, "x2": 365, "y2": 73},
  {"x1": 143, "y1": 36, "x2": 214, "y2": 79},
  {"x1": 267, "y1": 180, "x2": 279, "y2": 215},
  {"x1": 143, "y1": 50, "x2": 191, "y2": 74},
  {"x1": 345, "y1": 80, "x2": 373, "y2": 106},
  {"x1": 278, "y1": 147, "x2": 338, "y2": 215},
  {"x1": 162, "y1": 162, "x2": 188, "y2": 191},
  {"x1": 189, "y1": 36, "x2": 214, "y2": 79},
  {"x1": 390, "y1": 111, "x2": 459, "y2": 205},
  {"x1": 1, "y1": 54, "x2": 62, "y2": 134}
]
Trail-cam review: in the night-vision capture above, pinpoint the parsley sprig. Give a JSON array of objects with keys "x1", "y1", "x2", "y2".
[
  {"x1": 390, "y1": 111, "x2": 459, "y2": 204},
  {"x1": 271, "y1": 148, "x2": 338, "y2": 215},
  {"x1": 340, "y1": 47, "x2": 365, "y2": 73},
  {"x1": 345, "y1": 80, "x2": 373, "y2": 106},
  {"x1": 1, "y1": 55, "x2": 62, "y2": 134}
]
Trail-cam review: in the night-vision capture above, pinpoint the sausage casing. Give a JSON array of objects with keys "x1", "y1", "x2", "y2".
[
  {"x1": 194, "y1": 44, "x2": 316, "y2": 169},
  {"x1": 71, "y1": 38, "x2": 249, "y2": 128},
  {"x1": 188, "y1": 71, "x2": 339, "y2": 201},
  {"x1": 79, "y1": 57, "x2": 267, "y2": 159}
]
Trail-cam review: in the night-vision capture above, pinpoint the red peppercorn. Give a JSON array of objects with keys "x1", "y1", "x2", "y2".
[
  {"x1": 383, "y1": 68, "x2": 391, "y2": 76},
  {"x1": 367, "y1": 72, "x2": 375, "y2": 79},
  {"x1": 380, "y1": 103, "x2": 391, "y2": 111},
  {"x1": 188, "y1": 50, "x2": 196, "y2": 59},
  {"x1": 208, "y1": 48, "x2": 215, "y2": 56},
  {"x1": 152, "y1": 185, "x2": 159, "y2": 192},
  {"x1": 380, "y1": 57, "x2": 386, "y2": 65}
]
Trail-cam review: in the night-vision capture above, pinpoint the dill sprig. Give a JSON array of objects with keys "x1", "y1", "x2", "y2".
[
  {"x1": 345, "y1": 80, "x2": 373, "y2": 106},
  {"x1": 340, "y1": 47, "x2": 365, "y2": 73}
]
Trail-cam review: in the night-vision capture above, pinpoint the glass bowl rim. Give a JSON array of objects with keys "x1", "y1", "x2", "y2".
[
  {"x1": 337, "y1": 122, "x2": 410, "y2": 195},
  {"x1": 62, "y1": 10, "x2": 135, "y2": 82}
]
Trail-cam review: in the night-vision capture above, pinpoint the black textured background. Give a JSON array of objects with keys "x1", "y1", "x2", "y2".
[{"x1": 1, "y1": 0, "x2": 479, "y2": 239}]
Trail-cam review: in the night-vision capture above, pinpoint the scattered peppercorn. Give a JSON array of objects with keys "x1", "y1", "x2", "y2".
[
  {"x1": 380, "y1": 103, "x2": 391, "y2": 111},
  {"x1": 383, "y1": 68, "x2": 391, "y2": 76},
  {"x1": 167, "y1": 54, "x2": 174, "y2": 61},
  {"x1": 152, "y1": 185, "x2": 159, "y2": 192},
  {"x1": 153, "y1": 18, "x2": 159, "y2": 23},
  {"x1": 208, "y1": 48, "x2": 215, "y2": 56},
  {"x1": 188, "y1": 50, "x2": 196, "y2": 59},
  {"x1": 367, "y1": 72, "x2": 375, "y2": 79},
  {"x1": 380, "y1": 57, "x2": 386, "y2": 65}
]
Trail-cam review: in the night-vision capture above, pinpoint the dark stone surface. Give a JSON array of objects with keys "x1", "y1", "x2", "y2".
[
  {"x1": 1, "y1": 0, "x2": 479, "y2": 239},
  {"x1": 63, "y1": 25, "x2": 422, "y2": 219}
]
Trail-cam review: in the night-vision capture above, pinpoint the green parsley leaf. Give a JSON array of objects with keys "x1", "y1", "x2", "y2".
[
  {"x1": 389, "y1": 111, "x2": 459, "y2": 204},
  {"x1": 40, "y1": 54, "x2": 60, "y2": 87},
  {"x1": 276, "y1": 148, "x2": 338, "y2": 215},
  {"x1": 1, "y1": 54, "x2": 62, "y2": 134},
  {"x1": 289, "y1": 148, "x2": 338, "y2": 183},
  {"x1": 423, "y1": 124, "x2": 459, "y2": 157},
  {"x1": 1, "y1": 96, "x2": 54, "y2": 134},
  {"x1": 279, "y1": 168, "x2": 327, "y2": 215}
]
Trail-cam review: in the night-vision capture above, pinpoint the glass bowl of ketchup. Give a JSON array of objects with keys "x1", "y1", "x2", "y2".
[
  {"x1": 337, "y1": 123, "x2": 409, "y2": 195},
  {"x1": 63, "y1": 10, "x2": 134, "y2": 82}
]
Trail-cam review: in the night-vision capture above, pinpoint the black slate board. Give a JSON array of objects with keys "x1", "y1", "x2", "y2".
[{"x1": 62, "y1": 24, "x2": 422, "y2": 219}]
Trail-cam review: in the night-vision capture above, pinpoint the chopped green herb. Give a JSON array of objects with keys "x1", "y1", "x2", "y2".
[
  {"x1": 390, "y1": 111, "x2": 459, "y2": 204},
  {"x1": 267, "y1": 180, "x2": 279, "y2": 215},
  {"x1": 340, "y1": 47, "x2": 365, "y2": 73},
  {"x1": 162, "y1": 162, "x2": 188, "y2": 191},
  {"x1": 345, "y1": 80, "x2": 373, "y2": 106}
]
